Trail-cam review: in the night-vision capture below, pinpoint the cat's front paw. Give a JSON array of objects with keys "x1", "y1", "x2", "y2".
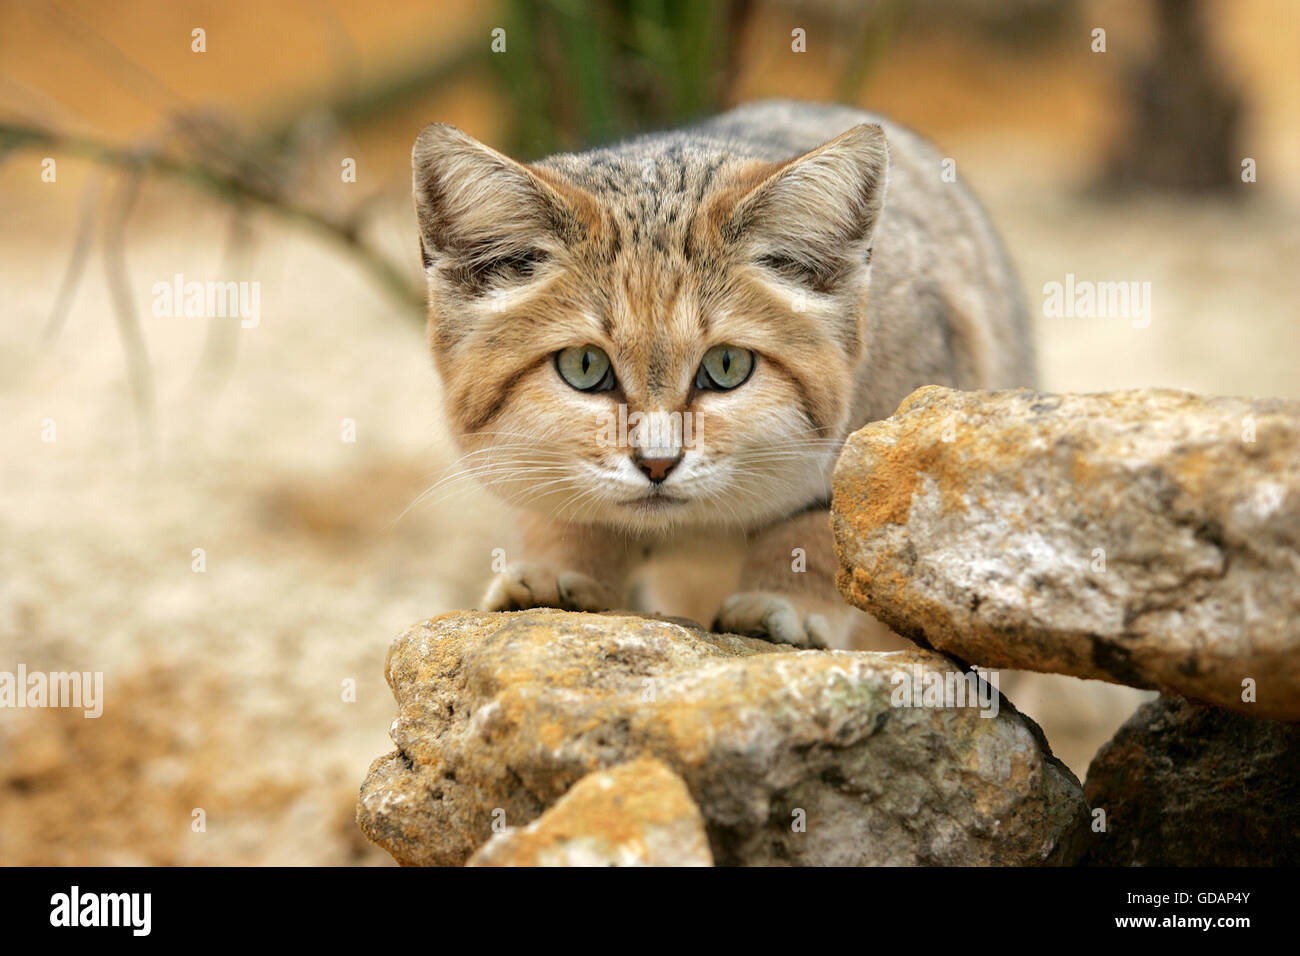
[
  {"x1": 481, "y1": 562, "x2": 616, "y2": 613},
  {"x1": 713, "y1": 591, "x2": 832, "y2": 649}
]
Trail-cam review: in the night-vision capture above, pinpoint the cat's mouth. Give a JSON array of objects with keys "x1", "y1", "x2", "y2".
[{"x1": 621, "y1": 490, "x2": 688, "y2": 510}]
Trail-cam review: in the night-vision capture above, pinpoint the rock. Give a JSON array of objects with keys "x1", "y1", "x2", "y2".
[
  {"x1": 1082, "y1": 696, "x2": 1300, "y2": 865},
  {"x1": 356, "y1": 609, "x2": 1088, "y2": 866},
  {"x1": 832, "y1": 385, "x2": 1300, "y2": 721},
  {"x1": 466, "y1": 757, "x2": 712, "y2": 866}
]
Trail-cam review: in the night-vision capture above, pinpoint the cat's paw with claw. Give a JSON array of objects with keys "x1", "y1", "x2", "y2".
[
  {"x1": 712, "y1": 591, "x2": 832, "y2": 649},
  {"x1": 481, "y1": 562, "x2": 616, "y2": 612}
]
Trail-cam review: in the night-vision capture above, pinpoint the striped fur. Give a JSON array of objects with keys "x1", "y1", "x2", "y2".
[{"x1": 413, "y1": 100, "x2": 1035, "y2": 647}]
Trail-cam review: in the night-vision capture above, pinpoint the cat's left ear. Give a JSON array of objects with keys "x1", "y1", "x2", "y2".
[
  {"x1": 412, "y1": 123, "x2": 597, "y2": 284},
  {"x1": 723, "y1": 124, "x2": 888, "y2": 288}
]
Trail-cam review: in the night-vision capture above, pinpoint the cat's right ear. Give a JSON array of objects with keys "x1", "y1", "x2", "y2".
[
  {"x1": 412, "y1": 124, "x2": 594, "y2": 285},
  {"x1": 722, "y1": 123, "x2": 889, "y2": 291}
]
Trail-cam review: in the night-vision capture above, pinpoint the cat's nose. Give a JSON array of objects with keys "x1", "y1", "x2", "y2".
[{"x1": 634, "y1": 453, "x2": 682, "y2": 484}]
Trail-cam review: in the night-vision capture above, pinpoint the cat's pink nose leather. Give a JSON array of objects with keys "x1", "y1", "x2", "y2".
[{"x1": 635, "y1": 454, "x2": 681, "y2": 483}]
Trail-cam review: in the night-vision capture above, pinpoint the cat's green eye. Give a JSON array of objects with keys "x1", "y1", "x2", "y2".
[
  {"x1": 696, "y1": 345, "x2": 755, "y2": 391},
  {"x1": 556, "y1": 345, "x2": 615, "y2": 392}
]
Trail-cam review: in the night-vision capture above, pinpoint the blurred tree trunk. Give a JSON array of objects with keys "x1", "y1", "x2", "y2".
[
  {"x1": 496, "y1": 0, "x2": 756, "y2": 157},
  {"x1": 1101, "y1": 0, "x2": 1243, "y2": 194}
]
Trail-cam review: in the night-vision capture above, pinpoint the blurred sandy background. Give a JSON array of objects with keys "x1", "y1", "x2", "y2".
[{"x1": 1, "y1": 0, "x2": 1297, "y2": 864}]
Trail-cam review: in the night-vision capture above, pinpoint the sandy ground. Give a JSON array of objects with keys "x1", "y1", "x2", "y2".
[
  {"x1": 2, "y1": 142, "x2": 1297, "y2": 863},
  {"x1": 1, "y1": 187, "x2": 485, "y2": 864}
]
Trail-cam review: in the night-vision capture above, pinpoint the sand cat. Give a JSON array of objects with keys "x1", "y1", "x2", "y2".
[{"x1": 412, "y1": 100, "x2": 1035, "y2": 648}]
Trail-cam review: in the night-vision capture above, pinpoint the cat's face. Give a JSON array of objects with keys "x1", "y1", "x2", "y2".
[{"x1": 413, "y1": 123, "x2": 887, "y2": 533}]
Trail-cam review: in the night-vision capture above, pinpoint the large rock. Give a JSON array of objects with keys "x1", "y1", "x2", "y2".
[
  {"x1": 833, "y1": 386, "x2": 1300, "y2": 721},
  {"x1": 1082, "y1": 696, "x2": 1300, "y2": 865},
  {"x1": 467, "y1": 757, "x2": 712, "y2": 866},
  {"x1": 356, "y1": 609, "x2": 1088, "y2": 866}
]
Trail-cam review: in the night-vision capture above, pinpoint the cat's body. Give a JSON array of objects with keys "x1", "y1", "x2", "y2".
[{"x1": 414, "y1": 100, "x2": 1035, "y2": 648}]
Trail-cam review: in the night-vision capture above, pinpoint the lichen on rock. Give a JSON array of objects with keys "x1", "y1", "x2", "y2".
[
  {"x1": 832, "y1": 385, "x2": 1300, "y2": 720},
  {"x1": 356, "y1": 608, "x2": 1089, "y2": 866},
  {"x1": 467, "y1": 757, "x2": 713, "y2": 866}
]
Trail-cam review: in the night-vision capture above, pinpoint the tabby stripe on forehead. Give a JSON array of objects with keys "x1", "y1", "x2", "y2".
[{"x1": 660, "y1": 273, "x2": 684, "y2": 327}]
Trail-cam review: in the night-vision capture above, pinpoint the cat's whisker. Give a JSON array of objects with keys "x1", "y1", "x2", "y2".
[
  {"x1": 548, "y1": 484, "x2": 609, "y2": 526},
  {"x1": 398, "y1": 99, "x2": 1034, "y2": 653},
  {"x1": 387, "y1": 458, "x2": 573, "y2": 530},
  {"x1": 505, "y1": 475, "x2": 585, "y2": 510},
  {"x1": 412, "y1": 463, "x2": 571, "y2": 505}
]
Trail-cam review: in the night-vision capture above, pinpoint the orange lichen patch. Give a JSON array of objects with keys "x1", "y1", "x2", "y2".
[
  {"x1": 535, "y1": 714, "x2": 573, "y2": 753},
  {"x1": 472, "y1": 758, "x2": 702, "y2": 866},
  {"x1": 1069, "y1": 449, "x2": 1095, "y2": 487},
  {"x1": 1163, "y1": 444, "x2": 1231, "y2": 500},
  {"x1": 395, "y1": 612, "x2": 792, "y2": 770},
  {"x1": 839, "y1": 389, "x2": 1128, "y2": 535},
  {"x1": 836, "y1": 426, "x2": 972, "y2": 532}
]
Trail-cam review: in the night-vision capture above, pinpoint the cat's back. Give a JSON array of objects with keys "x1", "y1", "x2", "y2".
[{"x1": 689, "y1": 99, "x2": 907, "y2": 159}]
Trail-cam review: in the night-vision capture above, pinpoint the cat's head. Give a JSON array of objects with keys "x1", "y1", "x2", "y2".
[{"x1": 413, "y1": 121, "x2": 888, "y2": 533}]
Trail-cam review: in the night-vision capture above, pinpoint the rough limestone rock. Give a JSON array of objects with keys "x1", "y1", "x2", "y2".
[
  {"x1": 356, "y1": 609, "x2": 1088, "y2": 866},
  {"x1": 832, "y1": 386, "x2": 1300, "y2": 721},
  {"x1": 466, "y1": 757, "x2": 712, "y2": 866},
  {"x1": 1082, "y1": 696, "x2": 1300, "y2": 865}
]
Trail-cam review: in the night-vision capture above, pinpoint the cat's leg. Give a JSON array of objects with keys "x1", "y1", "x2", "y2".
[
  {"x1": 482, "y1": 513, "x2": 633, "y2": 612},
  {"x1": 713, "y1": 507, "x2": 860, "y2": 649}
]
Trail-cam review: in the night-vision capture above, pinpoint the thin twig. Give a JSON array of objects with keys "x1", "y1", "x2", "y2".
[
  {"x1": 41, "y1": 170, "x2": 102, "y2": 346},
  {"x1": 102, "y1": 166, "x2": 155, "y2": 448},
  {"x1": 0, "y1": 121, "x2": 425, "y2": 313},
  {"x1": 191, "y1": 203, "x2": 256, "y2": 399}
]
